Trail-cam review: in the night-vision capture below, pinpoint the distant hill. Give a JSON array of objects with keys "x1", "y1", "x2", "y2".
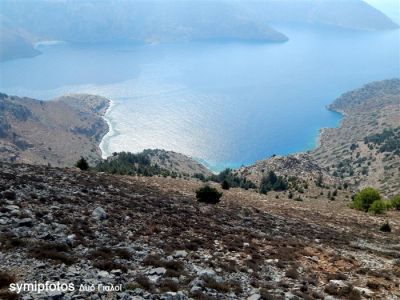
[
  {"x1": 0, "y1": 93, "x2": 213, "y2": 177},
  {"x1": 310, "y1": 79, "x2": 400, "y2": 197},
  {"x1": 232, "y1": 0, "x2": 399, "y2": 31},
  {"x1": 97, "y1": 149, "x2": 212, "y2": 178},
  {"x1": 1, "y1": 0, "x2": 398, "y2": 61},
  {"x1": 0, "y1": 16, "x2": 39, "y2": 61},
  {"x1": 0, "y1": 93, "x2": 109, "y2": 166},
  {"x1": 0, "y1": 0, "x2": 287, "y2": 46}
]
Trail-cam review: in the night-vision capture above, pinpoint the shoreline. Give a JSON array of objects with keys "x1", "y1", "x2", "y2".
[
  {"x1": 96, "y1": 100, "x2": 346, "y2": 171},
  {"x1": 99, "y1": 98, "x2": 116, "y2": 159},
  {"x1": 313, "y1": 106, "x2": 345, "y2": 149}
]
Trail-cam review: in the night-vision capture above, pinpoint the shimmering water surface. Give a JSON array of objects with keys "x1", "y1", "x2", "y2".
[{"x1": 1, "y1": 25, "x2": 399, "y2": 171}]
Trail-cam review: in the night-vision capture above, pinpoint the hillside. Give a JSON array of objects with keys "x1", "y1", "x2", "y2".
[
  {"x1": 0, "y1": 162, "x2": 399, "y2": 299},
  {"x1": 0, "y1": 93, "x2": 109, "y2": 167},
  {"x1": 1, "y1": 0, "x2": 398, "y2": 61},
  {"x1": 310, "y1": 79, "x2": 400, "y2": 197},
  {"x1": 234, "y1": 0, "x2": 399, "y2": 31},
  {"x1": 97, "y1": 149, "x2": 212, "y2": 178},
  {"x1": 144, "y1": 149, "x2": 212, "y2": 177},
  {"x1": 0, "y1": 16, "x2": 39, "y2": 61},
  {"x1": 0, "y1": 0, "x2": 288, "y2": 45}
]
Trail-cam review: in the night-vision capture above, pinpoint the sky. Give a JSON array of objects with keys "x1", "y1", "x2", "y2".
[{"x1": 364, "y1": 0, "x2": 400, "y2": 24}]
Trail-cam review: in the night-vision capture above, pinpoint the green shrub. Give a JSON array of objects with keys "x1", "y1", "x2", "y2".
[
  {"x1": 259, "y1": 171, "x2": 288, "y2": 194},
  {"x1": 196, "y1": 185, "x2": 222, "y2": 204},
  {"x1": 221, "y1": 180, "x2": 230, "y2": 190},
  {"x1": 391, "y1": 195, "x2": 400, "y2": 210},
  {"x1": 351, "y1": 187, "x2": 381, "y2": 212},
  {"x1": 210, "y1": 168, "x2": 256, "y2": 190},
  {"x1": 76, "y1": 157, "x2": 89, "y2": 170},
  {"x1": 380, "y1": 221, "x2": 391, "y2": 232},
  {"x1": 96, "y1": 151, "x2": 173, "y2": 177},
  {"x1": 368, "y1": 200, "x2": 386, "y2": 215}
]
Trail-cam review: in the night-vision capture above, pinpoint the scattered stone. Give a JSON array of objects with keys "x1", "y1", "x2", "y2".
[
  {"x1": 197, "y1": 269, "x2": 216, "y2": 278},
  {"x1": 18, "y1": 218, "x2": 33, "y2": 227},
  {"x1": 47, "y1": 290, "x2": 64, "y2": 300},
  {"x1": 92, "y1": 206, "x2": 107, "y2": 221},
  {"x1": 354, "y1": 287, "x2": 374, "y2": 298},
  {"x1": 325, "y1": 280, "x2": 352, "y2": 296},
  {"x1": 149, "y1": 267, "x2": 166, "y2": 276},
  {"x1": 173, "y1": 250, "x2": 188, "y2": 258},
  {"x1": 247, "y1": 294, "x2": 261, "y2": 300},
  {"x1": 98, "y1": 270, "x2": 112, "y2": 278},
  {"x1": 5, "y1": 205, "x2": 20, "y2": 211}
]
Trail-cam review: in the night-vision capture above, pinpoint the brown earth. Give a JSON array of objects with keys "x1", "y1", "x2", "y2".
[
  {"x1": 0, "y1": 93, "x2": 110, "y2": 167},
  {"x1": 0, "y1": 162, "x2": 399, "y2": 299}
]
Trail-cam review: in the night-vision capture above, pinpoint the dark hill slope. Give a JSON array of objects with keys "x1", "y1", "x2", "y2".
[{"x1": 0, "y1": 93, "x2": 109, "y2": 167}]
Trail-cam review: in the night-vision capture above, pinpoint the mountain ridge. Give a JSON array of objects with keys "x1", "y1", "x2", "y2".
[{"x1": 1, "y1": 0, "x2": 398, "y2": 61}]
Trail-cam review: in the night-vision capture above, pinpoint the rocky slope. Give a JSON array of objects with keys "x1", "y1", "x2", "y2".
[
  {"x1": 235, "y1": 153, "x2": 336, "y2": 187},
  {"x1": 235, "y1": 79, "x2": 400, "y2": 198},
  {"x1": 0, "y1": 162, "x2": 399, "y2": 300},
  {"x1": 0, "y1": 93, "x2": 109, "y2": 167},
  {"x1": 144, "y1": 149, "x2": 212, "y2": 178},
  {"x1": 310, "y1": 79, "x2": 400, "y2": 197}
]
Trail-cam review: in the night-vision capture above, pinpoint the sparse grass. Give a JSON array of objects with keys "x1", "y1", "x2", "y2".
[
  {"x1": 142, "y1": 254, "x2": 185, "y2": 277},
  {"x1": 202, "y1": 276, "x2": 230, "y2": 293},
  {"x1": 88, "y1": 246, "x2": 131, "y2": 260},
  {"x1": 260, "y1": 288, "x2": 275, "y2": 300},
  {"x1": 135, "y1": 275, "x2": 153, "y2": 291},
  {"x1": 190, "y1": 290, "x2": 218, "y2": 300},
  {"x1": 0, "y1": 271, "x2": 15, "y2": 289},
  {"x1": 0, "y1": 233, "x2": 27, "y2": 250},
  {"x1": 124, "y1": 282, "x2": 139, "y2": 291},
  {"x1": 0, "y1": 291, "x2": 18, "y2": 300},
  {"x1": 92, "y1": 260, "x2": 127, "y2": 272},
  {"x1": 29, "y1": 242, "x2": 75, "y2": 265},
  {"x1": 87, "y1": 246, "x2": 130, "y2": 272},
  {"x1": 159, "y1": 278, "x2": 180, "y2": 292}
]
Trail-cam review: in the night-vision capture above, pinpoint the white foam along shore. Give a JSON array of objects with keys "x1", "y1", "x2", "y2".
[
  {"x1": 34, "y1": 40, "x2": 67, "y2": 49},
  {"x1": 99, "y1": 98, "x2": 116, "y2": 159}
]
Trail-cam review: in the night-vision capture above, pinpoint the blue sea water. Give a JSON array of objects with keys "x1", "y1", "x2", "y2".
[{"x1": 0, "y1": 25, "x2": 399, "y2": 171}]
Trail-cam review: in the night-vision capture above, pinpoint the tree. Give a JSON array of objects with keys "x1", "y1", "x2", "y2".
[
  {"x1": 391, "y1": 195, "x2": 400, "y2": 210},
  {"x1": 76, "y1": 157, "x2": 89, "y2": 170},
  {"x1": 221, "y1": 180, "x2": 230, "y2": 190},
  {"x1": 351, "y1": 187, "x2": 381, "y2": 212},
  {"x1": 259, "y1": 171, "x2": 288, "y2": 194},
  {"x1": 196, "y1": 185, "x2": 222, "y2": 204}
]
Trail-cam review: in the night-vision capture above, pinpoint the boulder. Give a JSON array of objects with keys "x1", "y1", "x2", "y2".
[
  {"x1": 92, "y1": 207, "x2": 107, "y2": 221},
  {"x1": 17, "y1": 218, "x2": 33, "y2": 227},
  {"x1": 173, "y1": 250, "x2": 188, "y2": 258}
]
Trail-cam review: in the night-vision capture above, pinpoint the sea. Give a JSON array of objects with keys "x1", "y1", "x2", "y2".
[{"x1": 0, "y1": 24, "x2": 399, "y2": 171}]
